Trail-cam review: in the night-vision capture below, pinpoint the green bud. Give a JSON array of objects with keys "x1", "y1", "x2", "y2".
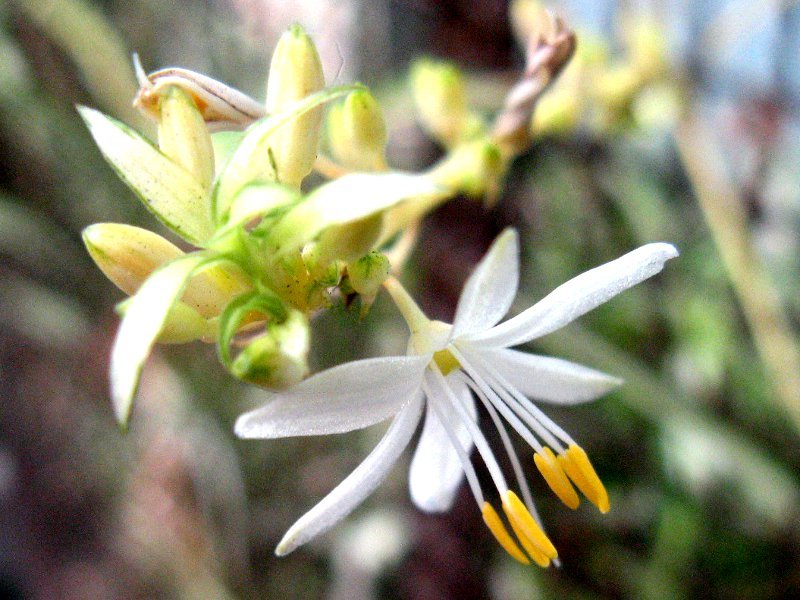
[
  {"x1": 348, "y1": 251, "x2": 390, "y2": 299},
  {"x1": 158, "y1": 86, "x2": 215, "y2": 192},
  {"x1": 410, "y1": 59, "x2": 470, "y2": 147},
  {"x1": 427, "y1": 139, "x2": 505, "y2": 201},
  {"x1": 327, "y1": 90, "x2": 388, "y2": 171},
  {"x1": 265, "y1": 24, "x2": 325, "y2": 187},
  {"x1": 231, "y1": 310, "x2": 310, "y2": 388}
]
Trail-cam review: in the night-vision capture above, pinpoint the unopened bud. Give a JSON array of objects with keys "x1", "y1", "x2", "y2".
[
  {"x1": 327, "y1": 90, "x2": 388, "y2": 171},
  {"x1": 410, "y1": 59, "x2": 473, "y2": 147},
  {"x1": 158, "y1": 86, "x2": 215, "y2": 192},
  {"x1": 231, "y1": 310, "x2": 310, "y2": 388},
  {"x1": 83, "y1": 223, "x2": 182, "y2": 296},
  {"x1": 313, "y1": 213, "x2": 384, "y2": 271},
  {"x1": 265, "y1": 25, "x2": 325, "y2": 187},
  {"x1": 349, "y1": 251, "x2": 390, "y2": 298},
  {"x1": 427, "y1": 140, "x2": 504, "y2": 201},
  {"x1": 83, "y1": 223, "x2": 250, "y2": 318}
]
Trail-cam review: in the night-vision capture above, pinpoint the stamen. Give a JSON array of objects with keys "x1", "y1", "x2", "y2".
[
  {"x1": 461, "y1": 374, "x2": 539, "y2": 519},
  {"x1": 505, "y1": 512, "x2": 552, "y2": 568},
  {"x1": 482, "y1": 502, "x2": 530, "y2": 565},
  {"x1": 449, "y1": 346, "x2": 546, "y2": 452},
  {"x1": 558, "y1": 445, "x2": 610, "y2": 513},
  {"x1": 421, "y1": 378, "x2": 485, "y2": 508},
  {"x1": 534, "y1": 447, "x2": 580, "y2": 509},
  {"x1": 462, "y1": 345, "x2": 574, "y2": 451},
  {"x1": 429, "y1": 367, "x2": 509, "y2": 494},
  {"x1": 501, "y1": 490, "x2": 558, "y2": 559}
]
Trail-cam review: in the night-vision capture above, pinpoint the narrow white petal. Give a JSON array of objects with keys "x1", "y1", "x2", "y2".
[
  {"x1": 409, "y1": 375, "x2": 476, "y2": 513},
  {"x1": 110, "y1": 253, "x2": 211, "y2": 426},
  {"x1": 234, "y1": 355, "x2": 429, "y2": 438},
  {"x1": 478, "y1": 346, "x2": 622, "y2": 404},
  {"x1": 450, "y1": 229, "x2": 519, "y2": 339},
  {"x1": 275, "y1": 395, "x2": 424, "y2": 555},
  {"x1": 471, "y1": 243, "x2": 678, "y2": 348}
]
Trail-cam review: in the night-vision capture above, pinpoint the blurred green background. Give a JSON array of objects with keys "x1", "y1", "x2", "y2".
[{"x1": 2, "y1": 0, "x2": 800, "y2": 598}]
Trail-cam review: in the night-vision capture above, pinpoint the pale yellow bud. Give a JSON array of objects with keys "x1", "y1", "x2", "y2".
[
  {"x1": 312, "y1": 213, "x2": 384, "y2": 272},
  {"x1": 83, "y1": 223, "x2": 250, "y2": 318},
  {"x1": 157, "y1": 86, "x2": 215, "y2": 192},
  {"x1": 83, "y1": 223, "x2": 182, "y2": 296},
  {"x1": 327, "y1": 90, "x2": 388, "y2": 171},
  {"x1": 265, "y1": 24, "x2": 325, "y2": 187},
  {"x1": 410, "y1": 59, "x2": 470, "y2": 147}
]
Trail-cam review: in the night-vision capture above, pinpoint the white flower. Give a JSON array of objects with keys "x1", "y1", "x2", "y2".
[{"x1": 235, "y1": 229, "x2": 678, "y2": 564}]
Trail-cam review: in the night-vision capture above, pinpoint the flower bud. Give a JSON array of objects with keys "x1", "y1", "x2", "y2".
[
  {"x1": 83, "y1": 223, "x2": 250, "y2": 318},
  {"x1": 348, "y1": 251, "x2": 391, "y2": 314},
  {"x1": 427, "y1": 140, "x2": 505, "y2": 202},
  {"x1": 327, "y1": 90, "x2": 388, "y2": 171},
  {"x1": 533, "y1": 88, "x2": 580, "y2": 135},
  {"x1": 83, "y1": 223, "x2": 182, "y2": 296},
  {"x1": 410, "y1": 59, "x2": 474, "y2": 147},
  {"x1": 231, "y1": 310, "x2": 310, "y2": 388},
  {"x1": 265, "y1": 25, "x2": 325, "y2": 187},
  {"x1": 157, "y1": 86, "x2": 215, "y2": 192},
  {"x1": 311, "y1": 213, "x2": 384, "y2": 274}
]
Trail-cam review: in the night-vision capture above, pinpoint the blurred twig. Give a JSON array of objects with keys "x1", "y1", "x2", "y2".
[{"x1": 675, "y1": 115, "x2": 800, "y2": 434}]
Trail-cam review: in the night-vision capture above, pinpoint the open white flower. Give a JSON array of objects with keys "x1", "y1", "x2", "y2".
[{"x1": 236, "y1": 229, "x2": 678, "y2": 564}]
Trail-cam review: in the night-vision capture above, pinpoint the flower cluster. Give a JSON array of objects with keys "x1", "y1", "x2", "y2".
[{"x1": 80, "y1": 16, "x2": 678, "y2": 565}]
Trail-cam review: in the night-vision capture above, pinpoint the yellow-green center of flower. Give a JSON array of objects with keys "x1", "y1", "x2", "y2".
[{"x1": 432, "y1": 348, "x2": 460, "y2": 375}]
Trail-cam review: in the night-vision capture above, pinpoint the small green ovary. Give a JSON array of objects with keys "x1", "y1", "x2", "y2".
[{"x1": 433, "y1": 348, "x2": 461, "y2": 375}]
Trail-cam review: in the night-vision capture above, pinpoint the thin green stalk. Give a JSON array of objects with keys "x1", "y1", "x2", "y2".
[{"x1": 675, "y1": 116, "x2": 800, "y2": 433}]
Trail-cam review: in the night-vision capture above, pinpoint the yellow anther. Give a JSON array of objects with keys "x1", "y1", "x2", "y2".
[
  {"x1": 433, "y1": 349, "x2": 460, "y2": 376},
  {"x1": 506, "y1": 514, "x2": 551, "y2": 568},
  {"x1": 501, "y1": 491, "x2": 558, "y2": 560},
  {"x1": 558, "y1": 445, "x2": 611, "y2": 514},
  {"x1": 482, "y1": 502, "x2": 530, "y2": 565},
  {"x1": 534, "y1": 447, "x2": 580, "y2": 510}
]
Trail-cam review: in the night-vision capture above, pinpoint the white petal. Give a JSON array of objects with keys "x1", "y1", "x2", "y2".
[
  {"x1": 478, "y1": 346, "x2": 622, "y2": 404},
  {"x1": 234, "y1": 355, "x2": 429, "y2": 438},
  {"x1": 471, "y1": 243, "x2": 678, "y2": 348},
  {"x1": 409, "y1": 375, "x2": 476, "y2": 513},
  {"x1": 450, "y1": 229, "x2": 519, "y2": 339},
  {"x1": 110, "y1": 253, "x2": 212, "y2": 427},
  {"x1": 275, "y1": 394, "x2": 424, "y2": 555}
]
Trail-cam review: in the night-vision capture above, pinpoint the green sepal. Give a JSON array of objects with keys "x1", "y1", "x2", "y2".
[
  {"x1": 216, "y1": 289, "x2": 288, "y2": 370},
  {"x1": 79, "y1": 106, "x2": 213, "y2": 245}
]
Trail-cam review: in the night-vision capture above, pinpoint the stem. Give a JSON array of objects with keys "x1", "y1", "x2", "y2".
[
  {"x1": 675, "y1": 115, "x2": 800, "y2": 433},
  {"x1": 382, "y1": 277, "x2": 429, "y2": 333}
]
